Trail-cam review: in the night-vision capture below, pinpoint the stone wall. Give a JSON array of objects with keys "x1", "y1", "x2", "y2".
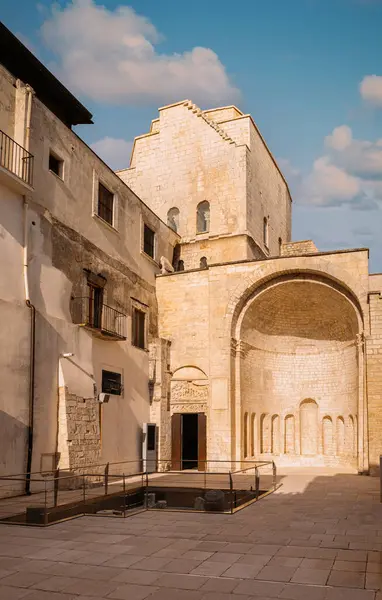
[
  {"x1": 366, "y1": 291, "x2": 382, "y2": 475},
  {"x1": 281, "y1": 240, "x2": 318, "y2": 257},
  {"x1": 58, "y1": 386, "x2": 101, "y2": 474}
]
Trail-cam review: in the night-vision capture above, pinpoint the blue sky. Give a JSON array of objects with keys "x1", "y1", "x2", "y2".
[{"x1": 1, "y1": 0, "x2": 382, "y2": 269}]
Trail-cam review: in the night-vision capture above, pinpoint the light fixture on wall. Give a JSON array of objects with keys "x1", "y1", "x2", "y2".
[{"x1": 60, "y1": 353, "x2": 74, "y2": 358}]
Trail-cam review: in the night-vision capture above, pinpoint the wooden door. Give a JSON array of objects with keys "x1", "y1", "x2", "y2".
[
  {"x1": 171, "y1": 413, "x2": 182, "y2": 470},
  {"x1": 198, "y1": 413, "x2": 207, "y2": 471}
]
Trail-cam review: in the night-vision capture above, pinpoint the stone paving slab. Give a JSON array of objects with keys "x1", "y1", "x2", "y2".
[{"x1": 0, "y1": 470, "x2": 381, "y2": 599}]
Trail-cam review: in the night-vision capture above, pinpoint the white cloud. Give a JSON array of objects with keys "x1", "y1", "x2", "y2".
[
  {"x1": 40, "y1": 0, "x2": 239, "y2": 107},
  {"x1": 325, "y1": 125, "x2": 352, "y2": 151},
  {"x1": 301, "y1": 156, "x2": 361, "y2": 207},
  {"x1": 360, "y1": 75, "x2": 382, "y2": 107},
  {"x1": 90, "y1": 137, "x2": 133, "y2": 171}
]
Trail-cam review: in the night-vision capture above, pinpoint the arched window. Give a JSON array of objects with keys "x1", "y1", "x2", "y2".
[
  {"x1": 167, "y1": 207, "x2": 179, "y2": 233},
  {"x1": 278, "y1": 237, "x2": 282, "y2": 255},
  {"x1": 263, "y1": 217, "x2": 269, "y2": 247},
  {"x1": 200, "y1": 256, "x2": 208, "y2": 269},
  {"x1": 177, "y1": 260, "x2": 184, "y2": 272},
  {"x1": 197, "y1": 201, "x2": 210, "y2": 234}
]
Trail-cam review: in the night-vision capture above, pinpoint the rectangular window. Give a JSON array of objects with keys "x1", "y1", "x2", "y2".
[
  {"x1": 143, "y1": 224, "x2": 155, "y2": 259},
  {"x1": 49, "y1": 152, "x2": 64, "y2": 179},
  {"x1": 132, "y1": 307, "x2": 146, "y2": 349},
  {"x1": 102, "y1": 370, "x2": 122, "y2": 395},
  {"x1": 98, "y1": 182, "x2": 114, "y2": 226}
]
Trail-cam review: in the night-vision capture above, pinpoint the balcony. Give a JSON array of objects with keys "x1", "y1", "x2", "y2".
[
  {"x1": 0, "y1": 129, "x2": 34, "y2": 192},
  {"x1": 71, "y1": 297, "x2": 127, "y2": 341}
]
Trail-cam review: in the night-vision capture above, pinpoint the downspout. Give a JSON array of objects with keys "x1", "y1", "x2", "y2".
[{"x1": 23, "y1": 85, "x2": 35, "y2": 495}]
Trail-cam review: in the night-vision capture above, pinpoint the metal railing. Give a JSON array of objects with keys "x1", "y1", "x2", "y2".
[
  {"x1": 0, "y1": 459, "x2": 278, "y2": 524},
  {"x1": 71, "y1": 297, "x2": 127, "y2": 340},
  {"x1": 0, "y1": 129, "x2": 34, "y2": 186}
]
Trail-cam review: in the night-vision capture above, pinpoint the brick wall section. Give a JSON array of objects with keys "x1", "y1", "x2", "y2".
[{"x1": 367, "y1": 292, "x2": 382, "y2": 475}]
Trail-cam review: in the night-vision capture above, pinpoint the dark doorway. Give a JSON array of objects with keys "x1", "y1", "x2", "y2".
[
  {"x1": 182, "y1": 414, "x2": 198, "y2": 469},
  {"x1": 171, "y1": 413, "x2": 207, "y2": 471}
]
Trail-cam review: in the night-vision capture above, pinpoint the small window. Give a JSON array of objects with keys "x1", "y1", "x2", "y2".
[
  {"x1": 278, "y1": 237, "x2": 282, "y2": 255},
  {"x1": 98, "y1": 182, "x2": 114, "y2": 226},
  {"x1": 167, "y1": 207, "x2": 180, "y2": 233},
  {"x1": 177, "y1": 260, "x2": 184, "y2": 272},
  {"x1": 143, "y1": 224, "x2": 155, "y2": 259},
  {"x1": 147, "y1": 424, "x2": 156, "y2": 451},
  {"x1": 102, "y1": 370, "x2": 122, "y2": 395},
  {"x1": 132, "y1": 307, "x2": 146, "y2": 349},
  {"x1": 197, "y1": 201, "x2": 210, "y2": 233},
  {"x1": 49, "y1": 152, "x2": 64, "y2": 179},
  {"x1": 200, "y1": 256, "x2": 208, "y2": 269},
  {"x1": 263, "y1": 217, "x2": 269, "y2": 248}
]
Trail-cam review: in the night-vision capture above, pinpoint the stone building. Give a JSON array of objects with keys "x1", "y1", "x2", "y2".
[
  {"x1": 118, "y1": 101, "x2": 382, "y2": 476},
  {"x1": 1, "y1": 23, "x2": 382, "y2": 496}
]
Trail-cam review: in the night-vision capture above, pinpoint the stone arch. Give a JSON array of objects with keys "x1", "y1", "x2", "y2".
[
  {"x1": 200, "y1": 256, "x2": 208, "y2": 269},
  {"x1": 300, "y1": 399, "x2": 318, "y2": 456},
  {"x1": 167, "y1": 207, "x2": 180, "y2": 233},
  {"x1": 336, "y1": 416, "x2": 345, "y2": 456},
  {"x1": 284, "y1": 414, "x2": 295, "y2": 454},
  {"x1": 196, "y1": 201, "x2": 210, "y2": 234},
  {"x1": 323, "y1": 416, "x2": 334, "y2": 456},
  {"x1": 243, "y1": 412, "x2": 249, "y2": 458},
  {"x1": 260, "y1": 413, "x2": 270, "y2": 454},
  {"x1": 271, "y1": 415, "x2": 280, "y2": 454},
  {"x1": 251, "y1": 413, "x2": 257, "y2": 456},
  {"x1": 172, "y1": 366, "x2": 208, "y2": 381},
  {"x1": 229, "y1": 270, "x2": 364, "y2": 339}
]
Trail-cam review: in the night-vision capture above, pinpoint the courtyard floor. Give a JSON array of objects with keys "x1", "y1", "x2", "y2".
[{"x1": 0, "y1": 469, "x2": 381, "y2": 600}]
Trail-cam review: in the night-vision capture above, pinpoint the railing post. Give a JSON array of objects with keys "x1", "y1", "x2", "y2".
[
  {"x1": 255, "y1": 467, "x2": 260, "y2": 500},
  {"x1": 123, "y1": 474, "x2": 126, "y2": 516},
  {"x1": 272, "y1": 461, "x2": 277, "y2": 491},
  {"x1": 82, "y1": 474, "x2": 86, "y2": 505},
  {"x1": 104, "y1": 462, "x2": 109, "y2": 495},
  {"x1": 54, "y1": 468, "x2": 59, "y2": 508},
  {"x1": 229, "y1": 471, "x2": 233, "y2": 514}
]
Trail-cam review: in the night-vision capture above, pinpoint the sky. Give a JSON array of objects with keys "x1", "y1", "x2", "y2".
[{"x1": 1, "y1": 0, "x2": 382, "y2": 270}]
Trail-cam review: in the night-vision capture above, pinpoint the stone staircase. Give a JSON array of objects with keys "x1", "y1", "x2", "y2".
[{"x1": 183, "y1": 100, "x2": 236, "y2": 145}]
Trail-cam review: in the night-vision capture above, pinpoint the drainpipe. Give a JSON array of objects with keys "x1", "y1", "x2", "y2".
[
  {"x1": 24, "y1": 199, "x2": 35, "y2": 495},
  {"x1": 23, "y1": 85, "x2": 35, "y2": 495}
]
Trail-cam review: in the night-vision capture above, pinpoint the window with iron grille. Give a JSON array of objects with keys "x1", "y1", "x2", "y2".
[
  {"x1": 102, "y1": 370, "x2": 122, "y2": 395},
  {"x1": 98, "y1": 182, "x2": 114, "y2": 226},
  {"x1": 143, "y1": 224, "x2": 155, "y2": 258},
  {"x1": 132, "y1": 307, "x2": 146, "y2": 349}
]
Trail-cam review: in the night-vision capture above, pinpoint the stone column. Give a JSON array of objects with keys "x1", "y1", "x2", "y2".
[{"x1": 356, "y1": 332, "x2": 369, "y2": 473}]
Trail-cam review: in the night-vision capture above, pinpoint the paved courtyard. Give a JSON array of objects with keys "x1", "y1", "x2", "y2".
[{"x1": 0, "y1": 469, "x2": 381, "y2": 600}]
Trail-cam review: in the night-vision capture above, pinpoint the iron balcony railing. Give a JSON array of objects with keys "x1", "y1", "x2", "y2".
[
  {"x1": 0, "y1": 129, "x2": 34, "y2": 186},
  {"x1": 71, "y1": 297, "x2": 127, "y2": 340}
]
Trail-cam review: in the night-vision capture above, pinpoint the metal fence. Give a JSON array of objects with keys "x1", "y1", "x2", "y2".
[
  {"x1": 0, "y1": 129, "x2": 34, "y2": 186},
  {"x1": 0, "y1": 459, "x2": 278, "y2": 526}
]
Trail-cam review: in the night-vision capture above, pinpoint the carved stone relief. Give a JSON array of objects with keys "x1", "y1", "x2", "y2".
[{"x1": 170, "y1": 381, "x2": 208, "y2": 414}]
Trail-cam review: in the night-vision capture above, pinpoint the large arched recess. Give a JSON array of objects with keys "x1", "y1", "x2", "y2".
[{"x1": 229, "y1": 270, "x2": 365, "y2": 470}]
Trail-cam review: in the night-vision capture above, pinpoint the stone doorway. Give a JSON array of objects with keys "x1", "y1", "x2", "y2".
[{"x1": 171, "y1": 413, "x2": 206, "y2": 471}]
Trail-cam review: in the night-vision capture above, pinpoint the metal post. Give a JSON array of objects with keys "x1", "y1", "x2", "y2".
[
  {"x1": 53, "y1": 468, "x2": 59, "y2": 508},
  {"x1": 255, "y1": 467, "x2": 260, "y2": 500},
  {"x1": 104, "y1": 462, "x2": 109, "y2": 495},
  {"x1": 272, "y1": 461, "x2": 277, "y2": 491},
  {"x1": 123, "y1": 474, "x2": 126, "y2": 517},
  {"x1": 229, "y1": 471, "x2": 233, "y2": 514}
]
